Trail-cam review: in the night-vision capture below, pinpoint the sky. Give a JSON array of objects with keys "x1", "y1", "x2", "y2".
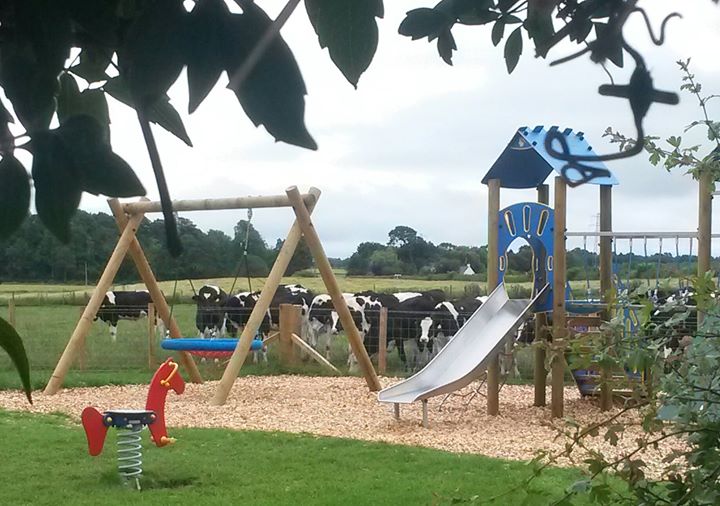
[{"x1": 71, "y1": 1, "x2": 720, "y2": 258}]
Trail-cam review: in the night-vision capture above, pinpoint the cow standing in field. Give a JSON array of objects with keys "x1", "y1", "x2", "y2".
[
  {"x1": 95, "y1": 290, "x2": 158, "y2": 342},
  {"x1": 390, "y1": 294, "x2": 439, "y2": 372},
  {"x1": 222, "y1": 284, "x2": 315, "y2": 363},
  {"x1": 192, "y1": 285, "x2": 228, "y2": 338},
  {"x1": 306, "y1": 293, "x2": 366, "y2": 361}
]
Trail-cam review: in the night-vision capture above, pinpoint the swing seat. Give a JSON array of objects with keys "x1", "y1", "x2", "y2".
[{"x1": 161, "y1": 338, "x2": 264, "y2": 359}]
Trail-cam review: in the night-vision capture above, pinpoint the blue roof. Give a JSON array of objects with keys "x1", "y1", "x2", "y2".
[{"x1": 482, "y1": 126, "x2": 619, "y2": 189}]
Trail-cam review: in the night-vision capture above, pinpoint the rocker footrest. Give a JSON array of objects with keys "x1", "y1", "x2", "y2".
[{"x1": 103, "y1": 410, "x2": 156, "y2": 428}]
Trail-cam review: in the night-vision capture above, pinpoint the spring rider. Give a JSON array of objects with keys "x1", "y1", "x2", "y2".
[{"x1": 81, "y1": 358, "x2": 185, "y2": 489}]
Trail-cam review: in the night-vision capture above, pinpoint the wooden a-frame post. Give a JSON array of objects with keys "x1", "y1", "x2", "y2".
[
  {"x1": 44, "y1": 200, "x2": 204, "y2": 395},
  {"x1": 211, "y1": 186, "x2": 382, "y2": 405}
]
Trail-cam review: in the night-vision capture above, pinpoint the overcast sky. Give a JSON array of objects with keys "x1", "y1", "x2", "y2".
[{"x1": 72, "y1": 1, "x2": 720, "y2": 258}]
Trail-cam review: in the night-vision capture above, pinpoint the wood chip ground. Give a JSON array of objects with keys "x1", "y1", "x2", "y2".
[{"x1": 0, "y1": 376, "x2": 681, "y2": 477}]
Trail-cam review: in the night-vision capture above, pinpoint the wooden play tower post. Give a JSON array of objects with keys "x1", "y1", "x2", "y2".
[
  {"x1": 534, "y1": 184, "x2": 549, "y2": 407},
  {"x1": 486, "y1": 178, "x2": 501, "y2": 415},
  {"x1": 551, "y1": 176, "x2": 567, "y2": 419},
  {"x1": 698, "y1": 171, "x2": 712, "y2": 324},
  {"x1": 599, "y1": 185, "x2": 613, "y2": 411}
]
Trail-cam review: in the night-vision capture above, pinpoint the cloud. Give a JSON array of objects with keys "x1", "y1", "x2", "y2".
[{"x1": 75, "y1": 1, "x2": 720, "y2": 259}]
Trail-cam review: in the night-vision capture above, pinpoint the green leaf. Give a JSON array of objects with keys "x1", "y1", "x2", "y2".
[
  {"x1": 305, "y1": 0, "x2": 383, "y2": 87},
  {"x1": 58, "y1": 74, "x2": 111, "y2": 141},
  {"x1": 55, "y1": 115, "x2": 145, "y2": 198},
  {"x1": 119, "y1": 0, "x2": 186, "y2": 104},
  {"x1": 657, "y1": 404, "x2": 680, "y2": 421},
  {"x1": 525, "y1": 0, "x2": 555, "y2": 58},
  {"x1": 29, "y1": 131, "x2": 82, "y2": 243},
  {"x1": 0, "y1": 156, "x2": 31, "y2": 238},
  {"x1": 0, "y1": 316, "x2": 31, "y2": 403},
  {"x1": 104, "y1": 76, "x2": 192, "y2": 146},
  {"x1": 224, "y1": 7, "x2": 317, "y2": 150},
  {"x1": 398, "y1": 8, "x2": 451, "y2": 42},
  {"x1": 70, "y1": 46, "x2": 113, "y2": 83},
  {"x1": 437, "y1": 29, "x2": 457, "y2": 65},
  {"x1": 569, "y1": 478, "x2": 591, "y2": 494},
  {"x1": 498, "y1": 0, "x2": 521, "y2": 13},
  {"x1": 0, "y1": 40, "x2": 58, "y2": 133},
  {"x1": 504, "y1": 27, "x2": 522, "y2": 74},
  {"x1": 186, "y1": 0, "x2": 230, "y2": 113},
  {"x1": 65, "y1": 0, "x2": 121, "y2": 47},
  {"x1": 0, "y1": 99, "x2": 15, "y2": 155},
  {"x1": 491, "y1": 19, "x2": 505, "y2": 47}
]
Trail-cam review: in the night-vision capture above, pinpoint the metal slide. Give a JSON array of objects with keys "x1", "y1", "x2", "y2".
[{"x1": 378, "y1": 283, "x2": 548, "y2": 405}]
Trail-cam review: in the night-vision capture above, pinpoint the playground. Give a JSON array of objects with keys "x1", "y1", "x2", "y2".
[
  {"x1": 0, "y1": 125, "x2": 714, "y2": 502},
  {"x1": 0, "y1": 377, "x2": 680, "y2": 478}
]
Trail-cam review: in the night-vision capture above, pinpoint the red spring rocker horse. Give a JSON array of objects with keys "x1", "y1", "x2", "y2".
[{"x1": 81, "y1": 358, "x2": 185, "y2": 488}]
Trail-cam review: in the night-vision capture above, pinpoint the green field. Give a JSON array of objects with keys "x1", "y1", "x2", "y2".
[
  {"x1": 0, "y1": 274, "x2": 680, "y2": 307},
  {"x1": 0, "y1": 410, "x2": 615, "y2": 505}
]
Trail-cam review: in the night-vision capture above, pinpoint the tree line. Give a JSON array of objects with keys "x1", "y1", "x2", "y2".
[
  {"x1": 0, "y1": 211, "x2": 312, "y2": 284},
  {"x1": 0, "y1": 215, "x2": 706, "y2": 285}
]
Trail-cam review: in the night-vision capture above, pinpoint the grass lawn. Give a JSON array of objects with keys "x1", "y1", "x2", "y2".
[{"x1": 0, "y1": 409, "x2": 613, "y2": 505}]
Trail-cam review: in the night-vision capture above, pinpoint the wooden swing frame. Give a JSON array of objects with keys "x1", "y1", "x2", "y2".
[{"x1": 43, "y1": 186, "x2": 381, "y2": 404}]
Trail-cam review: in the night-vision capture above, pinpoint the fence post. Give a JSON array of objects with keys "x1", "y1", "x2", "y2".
[
  {"x1": 8, "y1": 293, "x2": 16, "y2": 327},
  {"x1": 147, "y1": 303, "x2": 156, "y2": 369},
  {"x1": 378, "y1": 307, "x2": 388, "y2": 375},
  {"x1": 77, "y1": 306, "x2": 87, "y2": 370},
  {"x1": 279, "y1": 304, "x2": 301, "y2": 367}
]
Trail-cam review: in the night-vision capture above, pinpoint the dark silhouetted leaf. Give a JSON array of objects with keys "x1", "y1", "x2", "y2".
[
  {"x1": 30, "y1": 131, "x2": 82, "y2": 243},
  {"x1": 65, "y1": 0, "x2": 121, "y2": 46},
  {"x1": 305, "y1": 0, "x2": 383, "y2": 87},
  {"x1": 0, "y1": 99, "x2": 15, "y2": 155},
  {"x1": 186, "y1": 0, "x2": 230, "y2": 113},
  {"x1": 437, "y1": 29, "x2": 457, "y2": 65},
  {"x1": 398, "y1": 8, "x2": 451, "y2": 41},
  {"x1": 504, "y1": 26, "x2": 522, "y2": 74},
  {"x1": 14, "y1": 0, "x2": 72, "y2": 76},
  {"x1": 224, "y1": 6, "x2": 317, "y2": 150},
  {"x1": 497, "y1": 0, "x2": 521, "y2": 12},
  {"x1": 0, "y1": 40, "x2": 58, "y2": 133},
  {"x1": 593, "y1": 22, "x2": 624, "y2": 68},
  {"x1": 71, "y1": 46, "x2": 113, "y2": 83},
  {"x1": 453, "y1": 0, "x2": 499, "y2": 26},
  {"x1": 0, "y1": 317, "x2": 31, "y2": 403},
  {"x1": 104, "y1": 76, "x2": 192, "y2": 146},
  {"x1": 57, "y1": 74, "x2": 111, "y2": 138},
  {"x1": 119, "y1": 0, "x2": 187, "y2": 105},
  {"x1": 491, "y1": 19, "x2": 505, "y2": 46},
  {"x1": 56, "y1": 115, "x2": 145, "y2": 198},
  {"x1": 525, "y1": 0, "x2": 555, "y2": 58},
  {"x1": 0, "y1": 156, "x2": 30, "y2": 239},
  {"x1": 568, "y1": 17, "x2": 593, "y2": 43}
]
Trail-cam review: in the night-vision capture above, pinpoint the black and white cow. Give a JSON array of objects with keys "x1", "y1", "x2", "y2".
[
  {"x1": 306, "y1": 293, "x2": 367, "y2": 360},
  {"x1": 192, "y1": 285, "x2": 228, "y2": 338},
  {"x1": 429, "y1": 301, "x2": 461, "y2": 354},
  {"x1": 221, "y1": 284, "x2": 314, "y2": 362},
  {"x1": 224, "y1": 291, "x2": 264, "y2": 336},
  {"x1": 95, "y1": 290, "x2": 155, "y2": 342},
  {"x1": 389, "y1": 294, "x2": 439, "y2": 372}
]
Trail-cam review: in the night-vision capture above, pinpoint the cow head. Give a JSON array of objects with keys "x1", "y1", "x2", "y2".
[
  {"x1": 193, "y1": 285, "x2": 228, "y2": 337},
  {"x1": 418, "y1": 316, "x2": 434, "y2": 350},
  {"x1": 432, "y1": 302, "x2": 459, "y2": 339}
]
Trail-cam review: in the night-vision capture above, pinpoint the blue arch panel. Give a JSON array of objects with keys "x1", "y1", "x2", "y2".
[{"x1": 497, "y1": 202, "x2": 554, "y2": 312}]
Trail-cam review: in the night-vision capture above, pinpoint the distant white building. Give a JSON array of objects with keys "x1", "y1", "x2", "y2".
[{"x1": 462, "y1": 264, "x2": 475, "y2": 276}]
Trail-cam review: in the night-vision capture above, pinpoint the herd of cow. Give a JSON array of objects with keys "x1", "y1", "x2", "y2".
[
  {"x1": 95, "y1": 284, "x2": 501, "y2": 372},
  {"x1": 93, "y1": 282, "x2": 701, "y2": 373}
]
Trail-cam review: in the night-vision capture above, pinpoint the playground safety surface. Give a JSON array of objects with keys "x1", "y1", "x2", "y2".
[{"x1": 0, "y1": 376, "x2": 681, "y2": 477}]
